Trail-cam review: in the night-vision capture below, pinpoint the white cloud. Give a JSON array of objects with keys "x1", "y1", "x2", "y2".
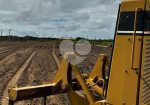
[{"x1": 0, "y1": 0, "x2": 121, "y2": 39}]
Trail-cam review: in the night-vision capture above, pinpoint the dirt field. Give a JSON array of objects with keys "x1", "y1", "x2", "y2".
[{"x1": 0, "y1": 41, "x2": 112, "y2": 105}]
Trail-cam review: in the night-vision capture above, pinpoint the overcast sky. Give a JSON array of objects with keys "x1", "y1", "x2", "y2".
[{"x1": 0, "y1": 0, "x2": 121, "y2": 39}]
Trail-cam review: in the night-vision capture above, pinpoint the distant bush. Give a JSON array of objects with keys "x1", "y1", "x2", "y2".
[
  {"x1": 0, "y1": 35, "x2": 59, "y2": 42},
  {"x1": 0, "y1": 35, "x2": 113, "y2": 46}
]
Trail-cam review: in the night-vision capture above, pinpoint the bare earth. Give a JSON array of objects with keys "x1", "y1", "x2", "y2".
[{"x1": 0, "y1": 41, "x2": 112, "y2": 105}]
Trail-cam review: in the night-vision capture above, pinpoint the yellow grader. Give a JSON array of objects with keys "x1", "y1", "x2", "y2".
[{"x1": 7, "y1": 0, "x2": 150, "y2": 104}]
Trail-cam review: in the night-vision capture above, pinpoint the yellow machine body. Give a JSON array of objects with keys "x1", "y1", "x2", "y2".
[
  {"x1": 107, "y1": 0, "x2": 150, "y2": 104},
  {"x1": 7, "y1": 0, "x2": 150, "y2": 105}
]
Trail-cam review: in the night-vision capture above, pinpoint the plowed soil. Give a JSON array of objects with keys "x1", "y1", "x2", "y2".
[{"x1": 0, "y1": 41, "x2": 112, "y2": 105}]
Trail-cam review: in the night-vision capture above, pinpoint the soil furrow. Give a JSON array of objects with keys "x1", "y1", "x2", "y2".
[
  {"x1": 16, "y1": 45, "x2": 69, "y2": 105},
  {"x1": 0, "y1": 48, "x2": 36, "y2": 104}
]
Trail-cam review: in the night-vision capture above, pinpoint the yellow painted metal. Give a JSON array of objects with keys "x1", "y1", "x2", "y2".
[
  {"x1": 88, "y1": 54, "x2": 108, "y2": 79},
  {"x1": 139, "y1": 36, "x2": 150, "y2": 105},
  {"x1": 9, "y1": 82, "x2": 60, "y2": 101},
  {"x1": 131, "y1": 8, "x2": 142, "y2": 70},
  {"x1": 138, "y1": 1, "x2": 150, "y2": 103},
  {"x1": 86, "y1": 54, "x2": 108, "y2": 96},
  {"x1": 90, "y1": 100, "x2": 106, "y2": 105},
  {"x1": 67, "y1": 87, "x2": 89, "y2": 105},
  {"x1": 106, "y1": 0, "x2": 147, "y2": 104},
  {"x1": 52, "y1": 59, "x2": 70, "y2": 86},
  {"x1": 123, "y1": 0, "x2": 144, "y2": 1},
  {"x1": 106, "y1": 35, "x2": 143, "y2": 105},
  {"x1": 146, "y1": 0, "x2": 150, "y2": 10},
  {"x1": 72, "y1": 65, "x2": 95, "y2": 104},
  {"x1": 86, "y1": 78, "x2": 103, "y2": 97},
  {"x1": 121, "y1": 0, "x2": 145, "y2": 11}
]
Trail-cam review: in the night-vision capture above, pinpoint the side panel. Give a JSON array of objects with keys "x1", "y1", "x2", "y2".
[
  {"x1": 140, "y1": 36, "x2": 150, "y2": 105},
  {"x1": 106, "y1": 35, "x2": 132, "y2": 105},
  {"x1": 139, "y1": 1, "x2": 150, "y2": 105},
  {"x1": 107, "y1": 35, "x2": 142, "y2": 105},
  {"x1": 107, "y1": 1, "x2": 145, "y2": 105}
]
